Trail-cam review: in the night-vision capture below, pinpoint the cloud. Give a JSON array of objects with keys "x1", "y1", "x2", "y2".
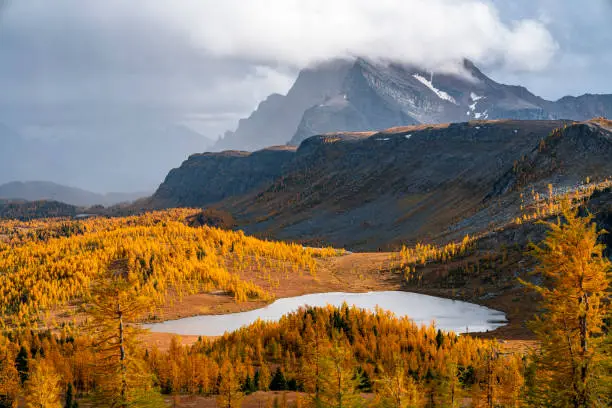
[
  {"x1": 2, "y1": 1, "x2": 558, "y2": 74},
  {"x1": 0, "y1": 1, "x2": 560, "y2": 120},
  {"x1": 489, "y1": 0, "x2": 612, "y2": 98},
  {"x1": 139, "y1": 0, "x2": 558, "y2": 73}
]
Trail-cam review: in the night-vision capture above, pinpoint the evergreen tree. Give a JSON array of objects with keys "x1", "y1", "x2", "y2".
[
  {"x1": 356, "y1": 367, "x2": 372, "y2": 392},
  {"x1": 253, "y1": 370, "x2": 261, "y2": 391},
  {"x1": 270, "y1": 367, "x2": 288, "y2": 391},
  {"x1": 15, "y1": 346, "x2": 29, "y2": 384},
  {"x1": 64, "y1": 383, "x2": 75, "y2": 408},
  {"x1": 243, "y1": 374, "x2": 255, "y2": 394}
]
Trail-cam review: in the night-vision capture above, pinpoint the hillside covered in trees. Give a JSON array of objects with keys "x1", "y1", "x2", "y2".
[
  {"x1": 0, "y1": 200, "x2": 609, "y2": 407},
  {"x1": 0, "y1": 200, "x2": 77, "y2": 221},
  {"x1": 0, "y1": 209, "x2": 340, "y2": 326}
]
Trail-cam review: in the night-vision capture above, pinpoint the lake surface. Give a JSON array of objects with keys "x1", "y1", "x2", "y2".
[{"x1": 144, "y1": 291, "x2": 507, "y2": 336}]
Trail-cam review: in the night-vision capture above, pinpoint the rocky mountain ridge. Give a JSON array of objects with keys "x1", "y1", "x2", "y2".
[
  {"x1": 214, "y1": 58, "x2": 612, "y2": 151},
  {"x1": 151, "y1": 146, "x2": 296, "y2": 208},
  {"x1": 149, "y1": 119, "x2": 612, "y2": 250}
]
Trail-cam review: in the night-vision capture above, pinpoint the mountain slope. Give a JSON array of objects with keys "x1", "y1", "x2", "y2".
[
  {"x1": 0, "y1": 199, "x2": 78, "y2": 220},
  {"x1": 149, "y1": 119, "x2": 612, "y2": 250},
  {"x1": 226, "y1": 120, "x2": 572, "y2": 248},
  {"x1": 0, "y1": 181, "x2": 148, "y2": 207},
  {"x1": 212, "y1": 60, "x2": 352, "y2": 151}
]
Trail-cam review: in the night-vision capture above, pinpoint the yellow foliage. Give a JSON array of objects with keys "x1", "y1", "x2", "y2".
[
  {"x1": 0, "y1": 209, "x2": 340, "y2": 325},
  {"x1": 24, "y1": 359, "x2": 62, "y2": 408},
  {"x1": 521, "y1": 204, "x2": 611, "y2": 407}
]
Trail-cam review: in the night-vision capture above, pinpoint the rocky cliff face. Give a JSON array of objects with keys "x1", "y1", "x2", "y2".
[
  {"x1": 214, "y1": 58, "x2": 612, "y2": 151},
  {"x1": 150, "y1": 146, "x2": 296, "y2": 208}
]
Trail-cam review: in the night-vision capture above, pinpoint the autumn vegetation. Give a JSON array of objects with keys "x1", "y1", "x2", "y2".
[
  {"x1": 0, "y1": 204, "x2": 610, "y2": 406},
  {"x1": 520, "y1": 204, "x2": 611, "y2": 407},
  {"x1": 0, "y1": 209, "x2": 340, "y2": 326}
]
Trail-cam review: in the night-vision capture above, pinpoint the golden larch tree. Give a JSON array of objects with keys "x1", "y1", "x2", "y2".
[
  {"x1": 86, "y1": 258, "x2": 164, "y2": 407},
  {"x1": 24, "y1": 359, "x2": 62, "y2": 408},
  {"x1": 374, "y1": 356, "x2": 422, "y2": 408},
  {"x1": 316, "y1": 341, "x2": 364, "y2": 408},
  {"x1": 216, "y1": 360, "x2": 244, "y2": 408},
  {"x1": 522, "y1": 205, "x2": 611, "y2": 407},
  {"x1": 0, "y1": 344, "x2": 20, "y2": 408}
]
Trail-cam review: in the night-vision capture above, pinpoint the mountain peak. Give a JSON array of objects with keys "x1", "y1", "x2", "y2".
[{"x1": 214, "y1": 58, "x2": 612, "y2": 151}]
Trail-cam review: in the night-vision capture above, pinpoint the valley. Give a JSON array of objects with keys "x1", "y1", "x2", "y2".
[{"x1": 1, "y1": 119, "x2": 610, "y2": 407}]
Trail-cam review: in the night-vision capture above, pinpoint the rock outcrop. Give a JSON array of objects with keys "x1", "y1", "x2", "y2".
[{"x1": 150, "y1": 146, "x2": 296, "y2": 208}]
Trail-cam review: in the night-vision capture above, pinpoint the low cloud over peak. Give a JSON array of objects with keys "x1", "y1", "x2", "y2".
[
  {"x1": 37, "y1": 0, "x2": 554, "y2": 73},
  {"x1": 189, "y1": 0, "x2": 557, "y2": 72}
]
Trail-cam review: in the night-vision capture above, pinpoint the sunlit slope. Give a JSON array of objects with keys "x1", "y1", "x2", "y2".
[{"x1": 0, "y1": 209, "x2": 340, "y2": 324}]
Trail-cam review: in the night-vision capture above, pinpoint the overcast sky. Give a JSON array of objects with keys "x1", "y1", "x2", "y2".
[
  {"x1": 1, "y1": 0, "x2": 610, "y2": 140},
  {"x1": 0, "y1": 0, "x2": 611, "y2": 193}
]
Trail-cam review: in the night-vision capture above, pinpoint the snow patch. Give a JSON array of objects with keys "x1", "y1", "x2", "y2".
[
  {"x1": 375, "y1": 137, "x2": 391, "y2": 141},
  {"x1": 405, "y1": 134, "x2": 412, "y2": 140},
  {"x1": 412, "y1": 74, "x2": 457, "y2": 104},
  {"x1": 474, "y1": 110, "x2": 488, "y2": 119},
  {"x1": 470, "y1": 92, "x2": 484, "y2": 102},
  {"x1": 467, "y1": 92, "x2": 487, "y2": 119}
]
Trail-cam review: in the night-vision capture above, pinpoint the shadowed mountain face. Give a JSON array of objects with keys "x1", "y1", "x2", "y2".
[
  {"x1": 214, "y1": 59, "x2": 612, "y2": 151},
  {"x1": 149, "y1": 119, "x2": 612, "y2": 250},
  {"x1": 213, "y1": 60, "x2": 353, "y2": 152},
  {"x1": 151, "y1": 146, "x2": 296, "y2": 208}
]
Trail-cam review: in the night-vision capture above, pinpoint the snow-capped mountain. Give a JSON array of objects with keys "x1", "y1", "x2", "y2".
[{"x1": 213, "y1": 58, "x2": 612, "y2": 150}]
